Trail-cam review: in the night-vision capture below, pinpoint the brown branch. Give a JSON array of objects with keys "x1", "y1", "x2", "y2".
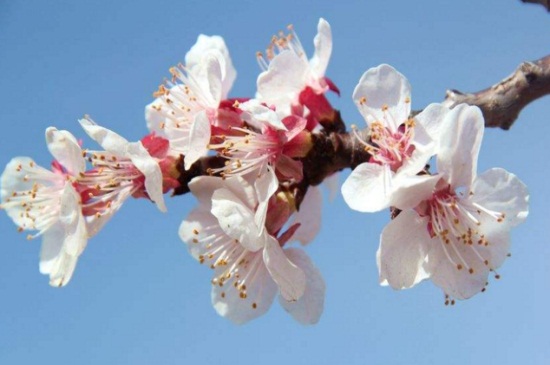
[
  {"x1": 444, "y1": 54, "x2": 550, "y2": 130},
  {"x1": 521, "y1": 0, "x2": 550, "y2": 12},
  {"x1": 174, "y1": 54, "x2": 550, "y2": 197},
  {"x1": 174, "y1": 129, "x2": 372, "y2": 202}
]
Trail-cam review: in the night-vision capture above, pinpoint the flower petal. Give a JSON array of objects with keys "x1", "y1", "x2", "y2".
[
  {"x1": 414, "y1": 103, "x2": 450, "y2": 142},
  {"x1": 211, "y1": 188, "x2": 264, "y2": 252},
  {"x1": 45, "y1": 127, "x2": 85, "y2": 175},
  {"x1": 185, "y1": 35, "x2": 236, "y2": 99},
  {"x1": 79, "y1": 117, "x2": 129, "y2": 155},
  {"x1": 180, "y1": 206, "x2": 224, "y2": 261},
  {"x1": 352, "y1": 64, "x2": 411, "y2": 131},
  {"x1": 390, "y1": 174, "x2": 440, "y2": 211},
  {"x1": 263, "y1": 235, "x2": 306, "y2": 301},
  {"x1": 253, "y1": 165, "x2": 278, "y2": 234},
  {"x1": 425, "y1": 241, "x2": 492, "y2": 300},
  {"x1": 471, "y1": 168, "x2": 529, "y2": 228},
  {"x1": 378, "y1": 210, "x2": 431, "y2": 290},
  {"x1": 279, "y1": 248, "x2": 325, "y2": 324},
  {"x1": 58, "y1": 184, "x2": 87, "y2": 257},
  {"x1": 341, "y1": 162, "x2": 393, "y2": 213},
  {"x1": 309, "y1": 18, "x2": 332, "y2": 78},
  {"x1": 292, "y1": 186, "x2": 322, "y2": 245},
  {"x1": 436, "y1": 104, "x2": 484, "y2": 189},
  {"x1": 184, "y1": 111, "x2": 211, "y2": 170},
  {"x1": 211, "y1": 251, "x2": 278, "y2": 324},
  {"x1": 126, "y1": 142, "x2": 166, "y2": 212},
  {"x1": 257, "y1": 50, "x2": 308, "y2": 112},
  {"x1": 239, "y1": 99, "x2": 287, "y2": 131}
]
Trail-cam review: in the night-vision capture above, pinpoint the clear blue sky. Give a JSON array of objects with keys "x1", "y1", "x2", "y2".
[{"x1": 0, "y1": 1, "x2": 549, "y2": 364}]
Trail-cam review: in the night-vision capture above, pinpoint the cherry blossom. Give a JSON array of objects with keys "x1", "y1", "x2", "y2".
[
  {"x1": 1, "y1": 128, "x2": 87, "y2": 287},
  {"x1": 256, "y1": 18, "x2": 338, "y2": 129},
  {"x1": 78, "y1": 117, "x2": 167, "y2": 233},
  {"x1": 341, "y1": 64, "x2": 449, "y2": 213},
  {"x1": 180, "y1": 175, "x2": 325, "y2": 324},
  {"x1": 377, "y1": 105, "x2": 529, "y2": 300},
  {"x1": 145, "y1": 35, "x2": 240, "y2": 169},
  {"x1": 208, "y1": 100, "x2": 311, "y2": 183}
]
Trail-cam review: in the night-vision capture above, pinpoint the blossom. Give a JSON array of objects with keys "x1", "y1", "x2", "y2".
[
  {"x1": 78, "y1": 117, "x2": 167, "y2": 234},
  {"x1": 341, "y1": 64, "x2": 449, "y2": 213},
  {"x1": 1, "y1": 128, "x2": 87, "y2": 287},
  {"x1": 145, "y1": 35, "x2": 239, "y2": 169},
  {"x1": 180, "y1": 175, "x2": 325, "y2": 324},
  {"x1": 377, "y1": 105, "x2": 529, "y2": 299},
  {"x1": 256, "y1": 18, "x2": 338, "y2": 128},
  {"x1": 208, "y1": 100, "x2": 311, "y2": 183}
]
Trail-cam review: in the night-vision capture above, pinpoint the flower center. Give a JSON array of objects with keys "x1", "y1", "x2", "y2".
[
  {"x1": 352, "y1": 118, "x2": 416, "y2": 172},
  {"x1": 420, "y1": 184, "x2": 506, "y2": 276}
]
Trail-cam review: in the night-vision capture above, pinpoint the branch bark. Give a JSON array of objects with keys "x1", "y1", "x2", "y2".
[
  {"x1": 444, "y1": 54, "x2": 550, "y2": 130},
  {"x1": 521, "y1": 0, "x2": 550, "y2": 12}
]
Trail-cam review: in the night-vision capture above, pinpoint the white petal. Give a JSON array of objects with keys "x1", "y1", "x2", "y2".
[
  {"x1": 425, "y1": 242, "x2": 491, "y2": 300},
  {"x1": 79, "y1": 117, "x2": 129, "y2": 155},
  {"x1": 239, "y1": 99, "x2": 287, "y2": 131},
  {"x1": 292, "y1": 186, "x2": 322, "y2": 245},
  {"x1": 341, "y1": 163, "x2": 393, "y2": 213},
  {"x1": 189, "y1": 176, "x2": 256, "y2": 211},
  {"x1": 279, "y1": 248, "x2": 325, "y2": 324},
  {"x1": 436, "y1": 104, "x2": 484, "y2": 189},
  {"x1": 263, "y1": 235, "x2": 306, "y2": 302},
  {"x1": 352, "y1": 64, "x2": 411, "y2": 131},
  {"x1": 201, "y1": 52, "x2": 224, "y2": 105},
  {"x1": 471, "y1": 168, "x2": 529, "y2": 228},
  {"x1": 144, "y1": 99, "x2": 168, "y2": 137},
  {"x1": 184, "y1": 111, "x2": 211, "y2": 170},
  {"x1": 309, "y1": 18, "x2": 332, "y2": 77},
  {"x1": 257, "y1": 50, "x2": 308, "y2": 104},
  {"x1": 390, "y1": 174, "x2": 439, "y2": 211},
  {"x1": 185, "y1": 35, "x2": 236, "y2": 99},
  {"x1": 253, "y1": 165, "x2": 278, "y2": 234},
  {"x1": 211, "y1": 188, "x2": 264, "y2": 252},
  {"x1": 85, "y1": 186, "x2": 132, "y2": 237},
  {"x1": 1, "y1": 157, "x2": 63, "y2": 228},
  {"x1": 58, "y1": 184, "x2": 87, "y2": 257},
  {"x1": 414, "y1": 103, "x2": 450, "y2": 142},
  {"x1": 45, "y1": 127, "x2": 85, "y2": 175},
  {"x1": 47, "y1": 250, "x2": 78, "y2": 287},
  {"x1": 126, "y1": 142, "x2": 166, "y2": 212},
  {"x1": 180, "y1": 207, "x2": 223, "y2": 261},
  {"x1": 378, "y1": 210, "x2": 431, "y2": 290},
  {"x1": 211, "y1": 251, "x2": 277, "y2": 324},
  {"x1": 397, "y1": 121, "x2": 435, "y2": 178}
]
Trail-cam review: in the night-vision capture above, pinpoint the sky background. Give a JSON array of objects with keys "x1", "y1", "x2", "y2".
[{"x1": 0, "y1": 1, "x2": 549, "y2": 364}]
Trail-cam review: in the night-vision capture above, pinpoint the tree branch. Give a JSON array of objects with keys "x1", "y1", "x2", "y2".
[
  {"x1": 175, "y1": 53, "x2": 550, "y2": 197},
  {"x1": 444, "y1": 54, "x2": 550, "y2": 130},
  {"x1": 521, "y1": 0, "x2": 550, "y2": 12}
]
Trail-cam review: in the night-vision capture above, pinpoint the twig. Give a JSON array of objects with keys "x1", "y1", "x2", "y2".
[
  {"x1": 521, "y1": 0, "x2": 550, "y2": 12},
  {"x1": 444, "y1": 54, "x2": 550, "y2": 129}
]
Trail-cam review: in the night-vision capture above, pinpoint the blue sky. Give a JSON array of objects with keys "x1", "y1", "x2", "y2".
[{"x1": 0, "y1": 1, "x2": 549, "y2": 364}]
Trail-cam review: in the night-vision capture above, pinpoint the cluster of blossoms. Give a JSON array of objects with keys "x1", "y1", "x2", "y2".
[{"x1": 1, "y1": 18, "x2": 528, "y2": 324}]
